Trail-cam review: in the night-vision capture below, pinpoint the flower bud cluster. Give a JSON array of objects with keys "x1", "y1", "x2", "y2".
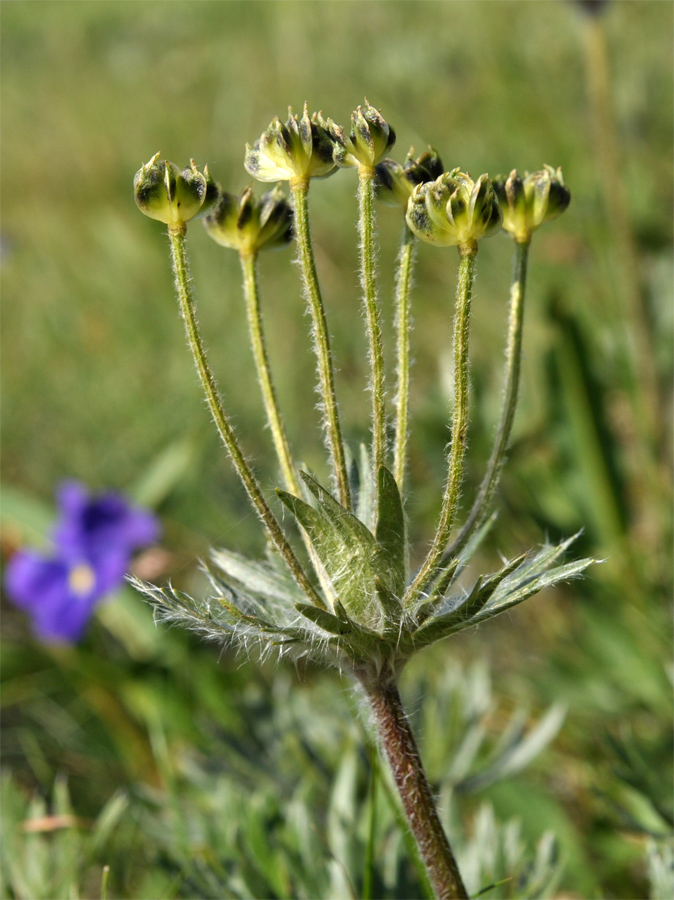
[
  {"x1": 325, "y1": 99, "x2": 396, "y2": 170},
  {"x1": 243, "y1": 103, "x2": 337, "y2": 185},
  {"x1": 134, "y1": 153, "x2": 218, "y2": 231},
  {"x1": 406, "y1": 169, "x2": 503, "y2": 251},
  {"x1": 133, "y1": 105, "x2": 571, "y2": 255},
  {"x1": 204, "y1": 185, "x2": 293, "y2": 255},
  {"x1": 493, "y1": 166, "x2": 571, "y2": 243},
  {"x1": 374, "y1": 147, "x2": 445, "y2": 207}
]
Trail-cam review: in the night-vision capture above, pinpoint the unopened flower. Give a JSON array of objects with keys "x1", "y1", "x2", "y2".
[
  {"x1": 134, "y1": 153, "x2": 218, "y2": 231},
  {"x1": 327, "y1": 99, "x2": 396, "y2": 170},
  {"x1": 493, "y1": 166, "x2": 571, "y2": 243},
  {"x1": 406, "y1": 169, "x2": 502, "y2": 250},
  {"x1": 203, "y1": 185, "x2": 293, "y2": 255},
  {"x1": 375, "y1": 147, "x2": 444, "y2": 208},
  {"x1": 4, "y1": 482, "x2": 160, "y2": 642},
  {"x1": 244, "y1": 104, "x2": 337, "y2": 185}
]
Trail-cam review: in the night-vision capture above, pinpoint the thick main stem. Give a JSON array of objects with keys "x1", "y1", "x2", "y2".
[
  {"x1": 240, "y1": 250, "x2": 299, "y2": 494},
  {"x1": 405, "y1": 247, "x2": 477, "y2": 604},
  {"x1": 358, "y1": 168, "x2": 387, "y2": 498},
  {"x1": 361, "y1": 676, "x2": 468, "y2": 900},
  {"x1": 448, "y1": 239, "x2": 529, "y2": 559},
  {"x1": 168, "y1": 227, "x2": 324, "y2": 609},
  {"x1": 291, "y1": 180, "x2": 351, "y2": 510},
  {"x1": 393, "y1": 224, "x2": 416, "y2": 493}
]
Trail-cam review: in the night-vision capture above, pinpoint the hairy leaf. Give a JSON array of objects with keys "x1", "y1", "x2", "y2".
[{"x1": 374, "y1": 466, "x2": 407, "y2": 596}]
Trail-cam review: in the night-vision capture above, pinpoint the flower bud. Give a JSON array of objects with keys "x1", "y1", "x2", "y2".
[
  {"x1": 493, "y1": 166, "x2": 571, "y2": 242},
  {"x1": 406, "y1": 169, "x2": 502, "y2": 250},
  {"x1": 375, "y1": 146, "x2": 444, "y2": 208},
  {"x1": 244, "y1": 103, "x2": 337, "y2": 185},
  {"x1": 134, "y1": 153, "x2": 219, "y2": 230},
  {"x1": 203, "y1": 184, "x2": 293, "y2": 255},
  {"x1": 328, "y1": 99, "x2": 396, "y2": 170}
]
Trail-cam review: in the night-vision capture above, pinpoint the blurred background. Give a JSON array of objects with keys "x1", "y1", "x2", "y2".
[{"x1": 1, "y1": 1, "x2": 672, "y2": 898}]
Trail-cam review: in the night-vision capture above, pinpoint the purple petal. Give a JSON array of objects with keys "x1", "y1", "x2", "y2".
[
  {"x1": 53, "y1": 483, "x2": 161, "y2": 561},
  {"x1": 90, "y1": 549, "x2": 129, "y2": 596},
  {"x1": 56, "y1": 480, "x2": 89, "y2": 520},
  {"x1": 33, "y1": 591, "x2": 98, "y2": 643},
  {"x1": 4, "y1": 550, "x2": 71, "y2": 612},
  {"x1": 3, "y1": 550, "x2": 100, "y2": 643}
]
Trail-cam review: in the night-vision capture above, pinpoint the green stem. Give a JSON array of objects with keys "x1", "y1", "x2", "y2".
[
  {"x1": 447, "y1": 239, "x2": 529, "y2": 560},
  {"x1": 358, "y1": 168, "x2": 387, "y2": 500},
  {"x1": 168, "y1": 227, "x2": 324, "y2": 609},
  {"x1": 240, "y1": 250, "x2": 299, "y2": 494},
  {"x1": 291, "y1": 180, "x2": 351, "y2": 510},
  {"x1": 393, "y1": 224, "x2": 416, "y2": 494},
  {"x1": 405, "y1": 246, "x2": 477, "y2": 605},
  {"x1": 360, "y1": 675, "x2": 469, "y2": 900}
]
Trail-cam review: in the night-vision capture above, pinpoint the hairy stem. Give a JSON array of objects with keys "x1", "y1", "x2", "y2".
[
  {"x1": 361, "y1": 675, "x2": 469, "y2": 900},
  {"x1": 358, "y1": 167, "x2": 387, "y2": 502},
  {"x1": 405, "y1": 246, "x2": 477, "y2": 604},
  {"x1": 447, "y1": 238, "x2": 529, "y2": 560},
  {"x1": 393, "y1": 224, "x2": 416, "y2": 494},
  {"x1": 291, "y1": 180, "x2": 351, "y2": 510},
  {"x1": 240, "y1": 250, "x2": 299, "y2": 494},
  {"x1": 168, "y1": 227, "x2": 324, "y2": 609}
]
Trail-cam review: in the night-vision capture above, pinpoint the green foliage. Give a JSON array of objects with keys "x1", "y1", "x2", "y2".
[
  {"x1": 2, "y1": 1, "x2": 672, "y2": 897},
  {"x1": 0, "y1": 773, "x2": 131, "y2": 900},
  {"x1": 1, "y1": 661, "x2": 569, "y2": 899}
]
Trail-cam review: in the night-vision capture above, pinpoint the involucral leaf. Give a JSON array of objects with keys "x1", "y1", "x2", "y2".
[
  {"x1": 277, "y1": 484, "x2": 378, "y2": 624},
  {"x1": 374, "y1": 467, "x2": 407, "y2": 597}
]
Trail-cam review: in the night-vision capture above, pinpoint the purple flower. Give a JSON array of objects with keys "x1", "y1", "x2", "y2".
[{"x1": 4, "y1": 481, "x2": 160, "y2": 643}]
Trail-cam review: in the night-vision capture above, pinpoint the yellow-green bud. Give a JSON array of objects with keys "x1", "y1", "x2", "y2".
[
  {"x1": 203, "y1": 185, "x2": 293, "y2": 255},
  {"x1": 328, "y1": 99, "x2": 396, "y2": 170},
  {"x1": 406, "y1": 169, "x2": 502, "y2": 250},
  {"x1": 244, "y1": 103, "x2": 337, "y2": 185},
  {"x1": 493, "y1": 166, "x2": 571, "y2": 243},
  {"x1": 374, "y1": 146, "x2": 444, "y2": 208},
  {"x1": 134, "y1": 153, "x2": 218, "y2": 231}
]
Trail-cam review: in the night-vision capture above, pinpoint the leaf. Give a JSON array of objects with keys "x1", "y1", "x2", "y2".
[
  {"x1": 374, "y1": 577, "x2": 403, "y2": 630},
  {"x1": 374, "y1": 467, "x2": 407, "y2": 596},
  {"x1": 436, "y1": 552, "x2": 528, "y2": 623},
  {"x1": 279, "y1": 480, "x2": 380, "y2": 624},
  {"x1": 300, "y1": 471, "x2": 375, "y2": 547},
  {"x1": 276, "y1": 487, "x2": 344, "y2": 606},
  {"x1": 211, "y1": 547, "x2": 301, "y2": 606},
  {"x1": 457, "y1": 704, "x2": 567, "y2": 793},
  {"x1": 296, "y1": 603, "x2": 350, "y2": 636},
  {"x1": 129, "y1": 435, "x2": 198, "y2": 508},
  {"x1": 408, "y1": 537, "x2": 595, "y2": 650},
  {"x1": 475, "y1": 536, "x2": 597, "y2": 624},
  {"x1": 413, "y1": 560, "x2": 460, "y2": 624},
  {"x1": 0, "y1": 483, "x2": 54, "y2": 547},
  {"x1": 414, "y1": 512, "x2": 498, "y2": 616},
  {"x1": 410, "y1": 565, "x2": 514, "y2": 648}
]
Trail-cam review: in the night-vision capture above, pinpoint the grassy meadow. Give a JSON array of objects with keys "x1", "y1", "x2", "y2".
[{"x1": 1, "y1": 1, "x2": 672, "y2": 898}]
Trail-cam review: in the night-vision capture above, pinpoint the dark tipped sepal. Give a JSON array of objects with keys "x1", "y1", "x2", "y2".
[{"x1": 134, "y1": 153, "x2": 218, "y2": 230}]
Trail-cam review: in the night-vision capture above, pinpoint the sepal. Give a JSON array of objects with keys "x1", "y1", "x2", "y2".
[
  {"x1": 244, "y1": 103, "x2": 337, "y2": 184},
  {"x1": 493, "y1": 166, "x2": 570, "y2": 242},
  {"x1": 203, "y1": 184, "x2": 293, "y2": 254},
  {"x1": 134, "y1": 154, "x2": 218, "y2": 230},
  {"x1": 406, "y1": 169, "x2": 502, "y2": 249},
  {"x1": 327, "y1": 99, "x2": 396, "y2": 169},
  {"x1": 374, "y1": 146, "x2": 444, "y2": 208}
]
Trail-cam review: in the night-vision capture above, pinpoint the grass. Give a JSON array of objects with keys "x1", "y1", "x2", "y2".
[{"x1": 1, "y1": 1, "x2": 672, "y2": 897}]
